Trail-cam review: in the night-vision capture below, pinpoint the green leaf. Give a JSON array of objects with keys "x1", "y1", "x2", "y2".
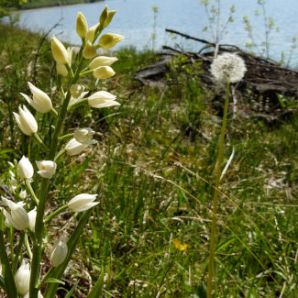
[{"x1": 44, "y1": 278, "x2": 65, "y2": 285}]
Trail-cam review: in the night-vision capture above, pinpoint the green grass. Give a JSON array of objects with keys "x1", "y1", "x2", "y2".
[{"x1": 0, "y1": 24, "x2": 297, "y2": 297}]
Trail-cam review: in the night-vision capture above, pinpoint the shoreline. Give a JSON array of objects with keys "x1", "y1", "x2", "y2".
[{"x1": 12, "y1": 0, "x2": 104, "y2": 12}]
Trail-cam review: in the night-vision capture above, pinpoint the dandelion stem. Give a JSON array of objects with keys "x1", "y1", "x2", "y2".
[{"x1": 207, "y1": 82, "x2": 230, "y2": 298}]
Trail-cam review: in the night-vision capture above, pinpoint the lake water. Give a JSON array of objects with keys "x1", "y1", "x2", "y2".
[{"x1": 11, "y1": 0, "x2": 298, "y2": 66}]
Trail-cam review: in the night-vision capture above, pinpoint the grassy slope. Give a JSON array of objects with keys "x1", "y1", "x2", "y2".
[{"x1": 0, "y1": 24, "x2": 297, "y2": 297}]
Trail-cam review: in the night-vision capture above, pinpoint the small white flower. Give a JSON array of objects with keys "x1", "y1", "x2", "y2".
[
  {"x1": 89, "y1": 56, "x2": 118, "y2": 70},
  {"x1": 98, "y1": 33, "x2": 124, "y2": 49},
  {"x1": 65, "y1": 138, "x2": 88, "y2": 156},
  {"x1": 93, "y1": 66, "x2": 115, "y2": 79},
  {"x1": 51, "y1": 37, "x2": 69, "y2": 65},
  {"x1": 28, "y1": 208, "x2": 37, "y2": 232},
  {"x1": 87, "y1": 91, "x2": 120, "y2": 109},
  {"x1": 50, "y1": 238, "x2": 68, "y2": 267},
  {"x1": 19, "y1": 189, "x2": 28, "y2": 200},
  {"x1": 36, "y1": 160, "x2": 57, "y2": 179},
  {"x1": 13, "y1": 105, "x2": 38, "y2": 136},
  {"x1": 74, "y1": 128, "x2": 95, "y2": 145},
  {"x1": 210, "y1": 53, "x2": 247, "y2": 83},
  {"x1": 1, "y1": 197, "x2": 29, "y2": 231},
  {"x1": 20, "y1": 82, "x2": 53, "y2": 113},
  {"x1": 17, "y1": 156, "x2": 34, "y2": 179},
  {"x1": 14, "y1": 261, "x2": 30, "y2": 295},
  {"x1": 68, "y1": 193, "x2": 98, "y2": 212},
  {"x1": 83, "y1": 41, "x2": 97, "y2": 59}
]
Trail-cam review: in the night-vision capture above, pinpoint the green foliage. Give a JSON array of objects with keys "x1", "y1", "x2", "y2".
[
  {"x1": 0, "y1": 24, "x2": 297, "y2": 297},
  {"x1": 0, "y1": 0, "x2": 26, "y2": 17}
]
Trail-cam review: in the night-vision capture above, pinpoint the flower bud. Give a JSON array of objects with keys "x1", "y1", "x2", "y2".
[
  {"x1": 65, "y1": 138, "x2": 88, "y2": 156},
  {"x1": 89, "y1": 56, "x2": 118, "y2": 70},
  {"x1": 13, "y1": 105, "x2": 38, "y2": 136},
  {"x1": 87, "y1": 91, "x2": 119, "y2": 109},
  {"x1": 86, "y1": 23, "x2": 99, "y2": 42},
  {"x1": 14, "y1": 261, "x2": 30, "y2": 295},
  {"x1": 99, "y1": 6, "x2": 116, "y2": 29},
  {"x1": 98, "y1": 33, "x2": 124, "y2": 49},
  {"x1": 74, "y1": 128, "x2": 95, "y2": 145},
  {"x1": 20, "y1": 82, "x2": 53, "y2": 113},
  {"x1": 17, "y1": 156, "x2": 34, "y2": 179},
  {"x1": 83, "y1": 41, "x2": 97, "y2": 59},
  {"x1": 76, "y1": 12, "x2": 88, "y2": 38},
  {"x1": 93, "y1": 66, "x2": 115, "y2": 79},
  {"x1": 36, "y1": 160, "x2": 57, "y2": 179},
  {"x1": 2, "y1": 197, "x2": 29, "y2": 231},
  {"x1": 19, "y1": 189, "x2": 27, "y2": 200},
  {"x1": 50, "y1": 238, "x2": 68, "y2": 267},
  {"x1": 56, "y1": 63, "x2": 68, "y2": 77},
  {"x1": 68, "y1": 193, "x2": 98, "y2": 212},
  {"x1": 51, "y1": 37, "x2": 69, "y2": 65},
  {"x1": 28, "y1": 208, "x2": 37, "y2": 232}
]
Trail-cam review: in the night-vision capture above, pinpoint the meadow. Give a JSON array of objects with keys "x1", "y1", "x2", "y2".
[{"x1": 0, "y1": 12, "x2": 297, "y2": 298}]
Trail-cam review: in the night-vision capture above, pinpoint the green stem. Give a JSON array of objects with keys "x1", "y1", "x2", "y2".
[
  {"x1": 51, "y1": 108, "x2": 58, "y2": 116},
  {"x1": 34, "y1": 133, "x2": 48, "y2": 151},
  {"x1": 25, "y1": 179, "x2": 39, "y2": 205},
  {"x1": 13, "y1": 233, "x2": 25, "y2": 272},
  {"x1": 0, "y1": 228, "x2": 17, "y2": 298},
  {"x1": 29, "y1": 55, "x2": 85, "y2": 298},
  {"x1": 44, "y1": 205, "x2": 67, "y2": 224},
  {"x1": 25, "y1": 233, "x2": 33, "y2": 260},
  {"x1": 207, "y1": 82, "x2": 230, "y2": 298},
  {"x1": 58, "y1": 133, "x2": 73, "y2": 141},
  {"x1": 54, "y1": 149, "x2": 66, "y2": 162}
]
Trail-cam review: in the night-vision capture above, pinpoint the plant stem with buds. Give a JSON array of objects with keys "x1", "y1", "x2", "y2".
[{"x1": 29, "y1": 57, "x2": 84, "y2": 298}]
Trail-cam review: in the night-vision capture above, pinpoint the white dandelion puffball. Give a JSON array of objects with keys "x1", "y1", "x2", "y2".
[{"x1": 210, "y1": 53, "x2": 247, "y2": 83}]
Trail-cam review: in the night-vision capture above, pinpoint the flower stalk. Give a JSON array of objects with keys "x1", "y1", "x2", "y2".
[
  {"x1": 29, "y1": 60, "x2": 85, "y2": 298},
  {"x1": 207, "y1": 82, "x2": 230, "y2": 297}
]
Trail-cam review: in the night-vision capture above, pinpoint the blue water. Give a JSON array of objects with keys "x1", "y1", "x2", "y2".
[{"x1": 11, "y1": 0, "x2": 298, "y2": 66}]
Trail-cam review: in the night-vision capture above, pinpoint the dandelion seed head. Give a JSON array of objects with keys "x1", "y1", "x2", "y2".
[{"x1": 210, "y1": 53, "x2": 247, "y2": 83}]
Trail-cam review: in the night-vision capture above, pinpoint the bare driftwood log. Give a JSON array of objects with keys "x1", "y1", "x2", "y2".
[{"x1": 135, "y1": 28, "x2": 298, "y2": 101}]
